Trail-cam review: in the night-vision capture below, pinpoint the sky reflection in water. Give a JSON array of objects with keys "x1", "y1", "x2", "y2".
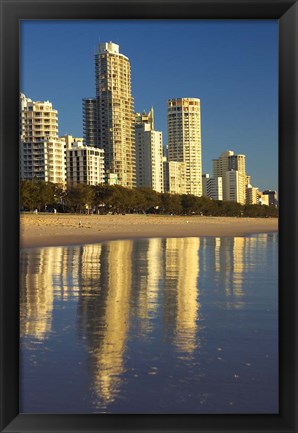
[{"x1": 20, "y1": 233, "x2": 278, "y2": 413}]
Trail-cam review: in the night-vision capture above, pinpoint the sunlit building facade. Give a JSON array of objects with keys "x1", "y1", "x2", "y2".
[
  {"x1": 202, "y1": 173, "x2": 223, "y2": 200},
  {"x1": 246, "y1": 184, "x2": 259, "y2": 205},
  {"x1": 135, "y1": 109, "x2": 164, "y2": 192},
  {"x1": 20, "y1": 95, "x2": 66, "y2": 185},
  {"x1": 93, "y1": 42, "x2": 136, "y2": 188},
  {"x1": 225, "y1": 169, "x2": 246, "y2": 204},
  {"x1": 167, "y1": 161, "x2": 186, "y2": 195},
  {"x1": 168, "y1": 98, "x2": 202, "y2": 196},
  {"x1": 213, "y1": 150, "x2": 247, "y2": 204},
  {"x1": 66, "y1": 141, "x2": 105, "y2": 187}
]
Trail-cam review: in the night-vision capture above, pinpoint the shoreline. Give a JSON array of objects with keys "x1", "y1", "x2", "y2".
[{"x1": 20, "y1": 213, "x2": 278, "y2": 249}]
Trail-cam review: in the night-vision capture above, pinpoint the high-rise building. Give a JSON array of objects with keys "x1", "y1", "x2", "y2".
[
  {"x1": 20, "y1": 94, "x2": 66, "y2": 185},
  {"x1": 167, "y1": 161, "x2": 186, "y2": 195},
  {"x1": 213, "y1": 150, "x2": 247, "y2": 204},
  {"x1": 135, "y1": 107, "x2": 154, "y2": 130},
  {"x1": 87, "y1": 41, "x2": 135, "y2": 188},
  {"x1": 135, "y1": 109, "x2": 164, "y2": 193},
  {"x1": 66, "y1": 141, "x2": 105, "y2": 187},
  {"x1": 82, "y1": 98, "x2": 98, "y2": 147},
  {"x1": 228, "y1": 154, "x2": 246, "y2": 174},
  {"x1": 20, "y1": 93, "x2": 32, "y2": 141},
  {"x1": 225, "y1": 170, "x2": 246, "y2": 204},
  {"x1": 213, "y1": 150, "x2": 234, "y2": 201},
  {"x1": 167, "y1": 98, "x2": 202, "y2": 196},
  {"x1": 202, "y1": 173, "x2": 223, "y2": 200}
]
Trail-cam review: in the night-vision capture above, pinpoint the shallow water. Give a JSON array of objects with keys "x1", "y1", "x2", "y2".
[{"x1": 20, "y1": 233, "x2": 278, "y2": 413}]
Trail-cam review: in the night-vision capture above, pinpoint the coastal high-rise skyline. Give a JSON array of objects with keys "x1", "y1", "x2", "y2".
[
  {"x1": 86, "y1": 41, "x2": 136, "y2": 188},
  {"x1": 21, "y1": 21, "x2": 278, "y2": 192},
  {"x1": 168, "y1": 98, "x2": 202, "y2": 197}
]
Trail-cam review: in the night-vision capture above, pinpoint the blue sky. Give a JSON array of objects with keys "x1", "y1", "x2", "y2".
[{"x1": 20, "y1": 20, "x2": 278, "y2": 191}]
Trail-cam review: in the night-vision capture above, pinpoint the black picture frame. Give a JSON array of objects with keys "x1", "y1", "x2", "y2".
[{"x1": 0, "y1": 0, "x2": 297, "y2": 432}]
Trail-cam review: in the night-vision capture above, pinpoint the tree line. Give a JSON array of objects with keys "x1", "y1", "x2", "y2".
[{"x1": 20, "y1": 179, "x2": 278, "y2": 218}]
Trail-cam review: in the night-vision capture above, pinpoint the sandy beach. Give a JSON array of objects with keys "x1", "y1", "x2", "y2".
[{"x1": 20, "y1": 213, "x2": 278, "y2": 249}]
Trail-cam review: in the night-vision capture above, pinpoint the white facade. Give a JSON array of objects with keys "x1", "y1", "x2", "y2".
[
  {"x1": 66, "y1": 142, "x2": 105, "y2": 187},
  {"x1": 168, "y1": 98, "x2": 202, "y2": 196},
  {"x1": 61, "y1": 135, "x2": 84, "y2": 150},
  {"x1": 20, "y1": 95, "x2": 66, "y2": 185},
  {"x1": 225, "y1": 170, "x2": 246, "y2": 204},
  {"x1": 20, "y1": 93, "x2": 32, "y2": 141},
  {"x1": 213, "y1": 150, "x2": 247, "y2": 204},
  {"x1": 202, "y1": 173, "x2": 223, "y2": 200},
  {"x1": 135, "y1": 114, "x2": 164, "y2": 193},
  {"x1": 213, "y1": 150, "x2": 234, "y2": 201}
]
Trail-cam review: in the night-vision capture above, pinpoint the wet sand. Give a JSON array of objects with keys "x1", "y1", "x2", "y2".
[{"x1": 20, "y1": 213, "x2": 278, "y2": 249}]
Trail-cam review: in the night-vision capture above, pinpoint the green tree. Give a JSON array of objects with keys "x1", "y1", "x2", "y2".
[{"x1": 65, "y1": 184, "x2": 95, "y2": 213}]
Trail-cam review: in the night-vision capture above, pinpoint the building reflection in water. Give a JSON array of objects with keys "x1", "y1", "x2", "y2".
[
  {"x1": 20, "y1": 248, "x2": 56, "y2": 340},
  {"x1": 20, "y1": 234, "x2": 274, "y2": 409},
  {"x1": 91, "y1": 240, "x2": 133, "y2": 406},
  {"x1": 164, "y1": 238, "x2": 200, "y2": 356},
  {"x1": 131, "y1": 238, "x2": 163, "y2": 336}
]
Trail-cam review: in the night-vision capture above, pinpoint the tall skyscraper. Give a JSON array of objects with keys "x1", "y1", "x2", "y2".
[
  {"x1": 167, "y1": 98, "x2": 202, "y2": 196},
  {"x1": 20, "y1": 94, "x2": 66, "y2": 185},
  {"x1": 135, "y1": 109, "x2": 164, "y2": 192},
  {"x1": 83, "y1": 41, "x2": 136, "y2": 188}
]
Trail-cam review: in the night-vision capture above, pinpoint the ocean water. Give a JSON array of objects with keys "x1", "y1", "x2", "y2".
[{"x1": 20, "y1": 233, "x2": 278, "y2": 414}]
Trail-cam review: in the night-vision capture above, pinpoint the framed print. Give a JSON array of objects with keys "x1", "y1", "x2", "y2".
[{"x1": 0, "y1": 0, "x2": 297, "y2": 432}]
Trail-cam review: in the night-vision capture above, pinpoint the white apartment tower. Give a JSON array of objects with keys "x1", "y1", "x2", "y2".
[
  {"x1": 167, "y1": 98, "x2": 202, "y2": 196},
  {"x1": 66, "y1": 141, "x2": 105, "y2": 187},
  {"x1": 213, "y1": 150, "x2": 234, "y2": 201},
  {"x1": 213, "y1": 150, "x2": 247, "y2": 204},
  {"x1": 225, "y1": 170, "x2": 246, "y2": 204},
  {"x1": 135, "y1": 109, "x2": 164, "y2": 193},
  {"x1": 20, "y1": 94, "x2": 66, "y2": 185},
  {"x1": 94, "y1": 41, "x2": 135, "y2": 188}
]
